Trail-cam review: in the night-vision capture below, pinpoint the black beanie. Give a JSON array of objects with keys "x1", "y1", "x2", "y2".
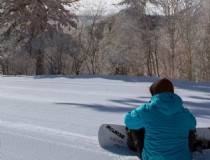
[{"x1": 150, "y1": 78, "x2": 174, "y2": 96}]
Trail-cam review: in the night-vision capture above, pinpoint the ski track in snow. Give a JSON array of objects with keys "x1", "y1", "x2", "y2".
[
  {"x1": 0, "y1": 120, "x2": 137, "y2": 160},
  {"x1": 0, "y1": 120, "x2": 100, "y2": 151}
]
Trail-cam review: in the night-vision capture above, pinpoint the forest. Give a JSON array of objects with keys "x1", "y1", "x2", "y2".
[{"x1": 1, "y1": 0, "x2": 210, "y2": 82}]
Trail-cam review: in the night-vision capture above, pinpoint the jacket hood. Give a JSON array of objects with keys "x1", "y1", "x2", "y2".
[{"x1": 150, "y1": 93, "x2": 184, "y2": 116}]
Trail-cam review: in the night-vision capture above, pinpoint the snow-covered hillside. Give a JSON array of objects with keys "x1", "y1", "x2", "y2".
[{"x1": 0, "y1": 75, "x2": 210, "y2": 160}]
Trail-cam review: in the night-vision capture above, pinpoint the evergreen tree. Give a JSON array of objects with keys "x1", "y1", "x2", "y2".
[{"x1": 0, "y1": 0, "x2": 79, "y2": 75}]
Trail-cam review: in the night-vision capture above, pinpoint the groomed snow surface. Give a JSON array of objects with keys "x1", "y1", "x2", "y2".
[{"x1": 0, "y1": 75, "x2": 210, "y2": 160}]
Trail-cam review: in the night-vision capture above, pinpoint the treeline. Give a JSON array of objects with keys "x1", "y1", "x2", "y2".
[{"x1": 1, "y1": 0, "x2": 210, "y2": 82}]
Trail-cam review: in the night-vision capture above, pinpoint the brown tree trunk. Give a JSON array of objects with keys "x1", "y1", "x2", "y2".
[{"x1": 35, "y1": 49, "x2": 45, "y2": 75}]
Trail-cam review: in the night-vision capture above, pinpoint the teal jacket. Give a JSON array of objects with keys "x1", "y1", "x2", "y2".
[{"x1": 124, "y1": 93, "x2": 196, "y2": 160}]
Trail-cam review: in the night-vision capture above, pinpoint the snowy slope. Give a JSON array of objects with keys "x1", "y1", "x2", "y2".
[{"x1": 0, "y1": 75, "x2": 210, "y2": 160}]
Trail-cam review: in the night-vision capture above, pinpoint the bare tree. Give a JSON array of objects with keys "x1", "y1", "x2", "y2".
[
  {"x1": 178, "y1": 0, "x2": 201, "y2": 80},
  {"x1": 155, "y1": 0, "x2": 183, "y2": 78},
  {"x1": 199, "y1": 0, "x2": 210, "y2": 81},
  {"x1": 44, "y1": 32, "x2": 77, "y2": 75},
  {"x1": 71, "y1": 24, "x2": 88, "y2": 75},
  {"x1": 118, "y1": 0, "x2": 161, "y2": 77},
  {"x1": 78, "y1": 1, "x2": 107, "y2": 75}
]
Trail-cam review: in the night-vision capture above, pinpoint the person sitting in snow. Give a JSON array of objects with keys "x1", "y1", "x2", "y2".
[{"x1": 124, "y1": 78, "x2": 196, "y2": 160}]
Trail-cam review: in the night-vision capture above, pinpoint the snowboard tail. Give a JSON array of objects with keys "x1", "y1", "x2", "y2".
[
  {"x1": 194, "y1": 128, "x2": 210, "y2": 152},
  {"x1": 98, "y1": 124, "x2": 133, "y2": 155}
]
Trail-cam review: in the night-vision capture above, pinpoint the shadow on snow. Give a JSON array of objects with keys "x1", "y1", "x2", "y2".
[
  {"x1": 55, "y1": 97, "x2": 149, "y2": 113},
  {"x1": 31, "y1": 75, "x2": 210, "y2": 117},
  {"x1": 55, "y1": 102, "x2": 133, "y2": 113}
]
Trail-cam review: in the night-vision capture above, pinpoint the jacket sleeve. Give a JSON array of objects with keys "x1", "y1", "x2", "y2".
[
  {"x1": 185, "y1": 108, "x2": 197, "y2": 130},
  {"x1": 189, "y1": 113, "x2": 196, "y2": 130},
  {"x1": 124, "y1": 105, "x2": 145, "y2": 130}
]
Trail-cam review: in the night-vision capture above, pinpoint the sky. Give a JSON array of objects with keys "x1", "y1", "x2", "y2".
[
  {"x1": 0, "y1": 75, "x2": 210, "y2": 160},
  {"x1": 73, "y1": 0, "x2": 124, "y2": 15},
  {"x1": 72, "y1": 0, "x2": 163, "y2": 16}
]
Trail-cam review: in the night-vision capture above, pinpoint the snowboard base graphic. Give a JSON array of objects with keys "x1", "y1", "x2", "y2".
[{"x1": 98, "y1": 124, "x2": 210, "y2": 157}]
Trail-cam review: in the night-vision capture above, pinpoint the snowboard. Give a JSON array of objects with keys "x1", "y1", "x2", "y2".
[{"x1": 98, "y1": 124, "x2": 210, "y2": 156}]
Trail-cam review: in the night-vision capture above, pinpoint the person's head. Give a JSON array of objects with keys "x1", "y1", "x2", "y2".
[{"x1": 150, "y1": 78, "x2": 174, "y2": 96}]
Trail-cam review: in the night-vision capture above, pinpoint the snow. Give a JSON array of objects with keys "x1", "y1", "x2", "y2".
[{"x1": 0, "y1": 75, "x2": 210, "y2": 160}]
